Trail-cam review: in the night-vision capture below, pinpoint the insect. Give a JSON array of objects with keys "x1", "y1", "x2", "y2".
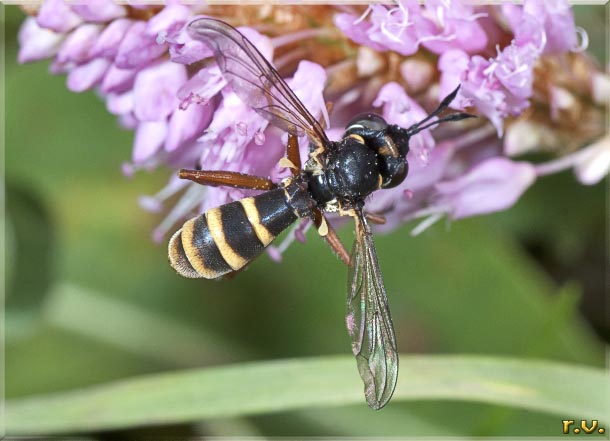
[{"x1": 168, "y1": 18, "x2": 473, "y2": 410}]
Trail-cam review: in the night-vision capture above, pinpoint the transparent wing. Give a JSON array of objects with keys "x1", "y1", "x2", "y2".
[
  {"x1": 187, "y1": 18, "x2": 329, "y2": 147},
  {"x1": 346, "y1": 210, "x2": 399, "y2": 410}
]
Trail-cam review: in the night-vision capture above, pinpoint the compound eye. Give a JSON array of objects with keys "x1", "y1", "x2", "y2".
[
  {"x1": 381, "y1": 157, "x2": 408, "y2": 189},
  {"x1": 345, "y1": 113, "x2": 388, "y2": 131}
]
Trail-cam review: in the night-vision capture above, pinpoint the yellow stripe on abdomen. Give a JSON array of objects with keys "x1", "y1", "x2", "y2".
[
  {"x1": 206, "y1": 207, "x2": 248, "y2": 271},
  {"x1": 180, "y1": 216, "x2": 232, "y2": 279},
  {"x1": 240, "y1": 197, "x2": 275, "y2": 246}
]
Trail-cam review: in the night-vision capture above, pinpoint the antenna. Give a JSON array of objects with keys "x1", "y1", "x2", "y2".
[{"x1": 406, "y1": 86, "x2": 475, "y2": 136}]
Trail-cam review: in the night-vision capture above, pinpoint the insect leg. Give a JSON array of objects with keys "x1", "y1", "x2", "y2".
[
  {"x1": 314, "y1": 209, "x2": 350, "y2": 266},
  {"x1": 285, "y1": 133, "x2": 302, "y2": 175},
  {"x1": 365, "y1": 212, "x2": 387, "y2": 225},
  {"x1": 179, "y1": 169, "x2": 277, "y2": 190}
]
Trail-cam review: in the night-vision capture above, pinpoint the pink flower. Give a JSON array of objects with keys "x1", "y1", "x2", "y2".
[
  {"x1": 503, "y1": 0, "x2": 578, "y2": 54},
  {"x1": 145, "y1": 3, "x2": 192, "y2": 39},
  {"x1": 336, "y1": 0, "x2": 487, "y2": 57},
  {"x1": 287, "y1": 60, "x2": 330, "y2": 135},
  {"x1": 165, "y1": 103, "x2": 213, "y2": 153},
  {"x1": 56, "y1": 23, "x2": 103, "y2": 65},
  {"x1": 435, "y1": 157, "x2": 537, "y2": 219},
  {"x1": 494, "y1": 42, "x2": 538, "y2": 101},
  {"x1": 133, "y1": 61, "x2": 187, "y2": 121},
  {"x1": 67, "y1": 57, "x2": 110, "y2": 92},
  {"x1": 18, "y1": 17, "x2": 65, "y2": 63},
  {"x1": 89, "y1": 18, "x2": 133, "y2": 59},
  {"x1": 199, "y1": 91, "x2": 269, "y2": 171},
  {"x1": 438, "y1": 49, "x2": 471, "y2": 108},
  {"x1": 415, "y1": 0, "x2": 488, "y2": 55},
  {"x1": 177, "y1": 65, "x2": 226, "y2": 109},
  {"x1": 106, "y1": 89, "x2": 133, "y2": 118},
  {"x1": 534, "y1": 134, "x2": 610, "y2": 186},
  {"x1": 37, "y1": 0, "x2": 83, "y2": 33},
  {"x1": 335, "y1": 2, "x2": 423, "y2": 56},
  {"x1": 333, "y1": 11, "x2": 388, "y2": 53},
  {"x1": 367, "y1": 142, "x2": 457, "y2": 233},
  {"x1": 17, "y1": 1, "x2": 605, "y2": 248},
  {"x1": 70, "y1": 1, "x2": 126, "y2": 23},
  {"x1": 442, "y1": 41, "x2": 539, "y2": 136},
  {"x1": 574, "y1": 136, "x2": 610, "y2": 185},
  {"x1": 133, "y1": 120, "x2": 167, "y2": 164},
  {"x1": 166, "y1": 20, "x2": 213, "y2": 64},
  {"x1": 113, "y1": 21, "x2": 166, "y2": 69},
  {"x1": 100, "y1": 64, "x2": 137, "y2": 94}
]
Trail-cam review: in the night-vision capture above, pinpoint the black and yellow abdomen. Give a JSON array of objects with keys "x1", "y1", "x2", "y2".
[{"x1": 169, "y1": 188, "x2": 298, "y2": 279}]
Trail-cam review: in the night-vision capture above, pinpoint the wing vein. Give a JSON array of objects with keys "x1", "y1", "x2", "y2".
[
  {"x1": 187, "y1": 18, "x2": 330, "y2": 145},
  {"x1": 346, "y1": 212, "x2": 399, "y2": 409}
]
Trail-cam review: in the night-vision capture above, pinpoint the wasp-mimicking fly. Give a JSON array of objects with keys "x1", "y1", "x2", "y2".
[{"x1": 168, "y1": 18, "x2": 473, "y2": 410}]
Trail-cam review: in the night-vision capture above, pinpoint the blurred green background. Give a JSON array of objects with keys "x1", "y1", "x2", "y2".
[{"x1": 4, "y1": 4, "x2": 609, "y2": 438}]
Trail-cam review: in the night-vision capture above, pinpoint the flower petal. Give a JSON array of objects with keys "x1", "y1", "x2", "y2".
[
  {"x1": 418, "y1": 0, "x2": 488, "y2": 55},
  {"x1": 167, "y1": 20, "x2": 212, "y2": 65},
  {"x1": 288, "y1": 60, "x2": 328, "y2": 128},
  {"x1": 435, "y1": 157, "x2": 536, "y2": 219},
  {"x1": 67, "y1": 57, "x2": 111, "y2": 92},
  {"x1": 165, "y1": 103, "x2": 213, "y2": 152},
  {"x1": 334, "y1": 12, "x2": 388, "y2": 53},
  {"x1": 145, "y1": 4, "x2": 192, "y2": 38},
  {"x1": 88, "y1": 18, "x2": 133, "y2": 59},
  {"x1": 133, "y1": 61, "x2": 187, "y2": 121},
  {"x1": 18, "y1": 17, "x2": 65, "y2": 64},
  {"x1": 37, "y1": 0, "x2": 83, "y2": 33},
  {"x1": 100, "y1": 64, "x2": 138, "y2": 94},
  {"x1": 437, "y1": 49, "x2": 471, "y2": 109},
  {"x1": 177, "y1": 65, "x2": 225, "y2": 103},
  {"x1": 133, "y1": 120, "x2": 168, "y2": 164},
  {"x1": 56, "y1": 23, "x2": 103, "y2": 64},
  {"x1": 367, "y1": 3, "x2": 421, "y2": 56},
  {"x1": 114, "y1": 21, "x2": 167, "y2": 69},
  {"x1": 71, "y1": 1, "x2": 126, "y2": 23},
  {"x1": 198, "y1": 91, "x2": 268, "y2": 170},
  {"x1": 574, "y1": 135, "x2": 610, "y2": 185},
  {"x1": 523, "y1": 0, "x2": 576, "y2": 54},
  {"x1": 106, "y1": 90, "x2": 134, "y2": 115}
]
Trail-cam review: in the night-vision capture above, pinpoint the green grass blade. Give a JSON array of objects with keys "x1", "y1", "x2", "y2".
[
  {"x1": 43, "y1": 283, "x2": 254, "y2": 366},
  {"x1": 6, "y1": 355, "x2": 609, "y2": 435}
]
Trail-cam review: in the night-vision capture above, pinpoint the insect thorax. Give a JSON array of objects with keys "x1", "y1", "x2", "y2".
[
  {"x1": 305, "y1": 135, "x2": 400, "y2": 213},
  {"x1": 279, "y1": 176, "x2": 317, "y2": 219},
  {"x1": 327, "y1": 136, "x2": 381, "y2": 200}
]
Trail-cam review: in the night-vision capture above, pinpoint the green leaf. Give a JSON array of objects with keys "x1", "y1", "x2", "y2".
[
  {"x1": 6, "y1": 355, "x2": 609, "y2": 435},
  {"x1": 43, "y1": 283, "x2": 254, "y2": 366},
  {"x1": 5, "y1": 182, "x2": 56, "y2": 340},
  {"x1": 5, "y1": 182, "x2": 55, "y2": 309}
]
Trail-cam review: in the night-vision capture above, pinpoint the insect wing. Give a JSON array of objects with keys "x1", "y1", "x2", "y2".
[
  {"x1": 347, "y1": 212, "x2": 399, "y2": 410},
  {"x1": 187, "y1": 18, "x2": 329, "y2": 146}
]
